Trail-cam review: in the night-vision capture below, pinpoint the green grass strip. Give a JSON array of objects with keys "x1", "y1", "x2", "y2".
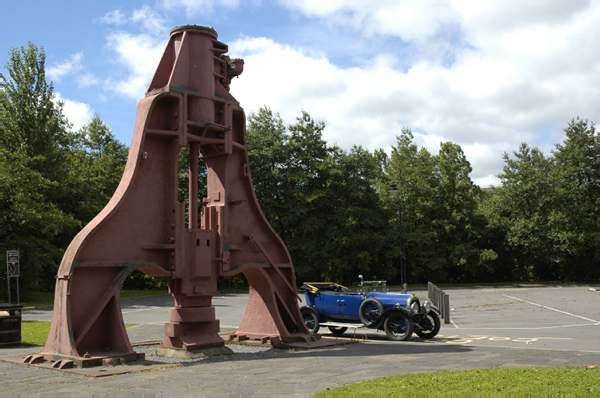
[
  {"x1": 18, "y1": 289, "x2": 169, "y2": 308},
  {"x1": 315, "y1": 367, "x2": 599, "y2": 396},
  {"x1": 21, "y1": 321, "x2": 139, "y2": 346},
  {"x1": 21, "y1": 321, "x2": 52, "y2": 346}
]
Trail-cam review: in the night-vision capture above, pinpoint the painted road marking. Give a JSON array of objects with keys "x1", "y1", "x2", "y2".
[
  {"x1": 432, "y1": 334, "x2": 572, "y2": 344},
  {"x1": 503, "y1": 294, "x2": 599, "y2": 323},
  {"x1": 121, "y1": 306, "x2": 163, "y2": 314},
  {"x1": 444, "y1": 322, "x2": 597, "y2": 330}
]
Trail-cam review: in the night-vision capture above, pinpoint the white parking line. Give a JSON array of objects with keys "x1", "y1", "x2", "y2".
[
  {"x1": 503, "y1": 294, "x2": 599, "y2": 323},
  {"x1": 121, "y1": 306, "x2": 163, "y2": 314},
  {"x1": 442, "y1": 323, "x2": 597, "y2": 330},
  {"x1": 448, "y1": 317, "x2": 461, "y2": 328}
]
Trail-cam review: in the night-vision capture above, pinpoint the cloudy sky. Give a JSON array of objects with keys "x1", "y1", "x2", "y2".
[{"x1": 2, "y1": 1, "x2": 598, "y2": 187}]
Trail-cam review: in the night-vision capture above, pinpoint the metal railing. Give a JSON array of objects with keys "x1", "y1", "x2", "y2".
[{"x1": 428, "y1": 282, "x2": 450, "y2": 324}]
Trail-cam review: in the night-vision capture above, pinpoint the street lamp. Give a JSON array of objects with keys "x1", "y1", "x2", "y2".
[{"x1": 390, "y1": 183, "x2": 408, "y2": 293}]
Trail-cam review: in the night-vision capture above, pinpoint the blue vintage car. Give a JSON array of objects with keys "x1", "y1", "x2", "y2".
[{"x1": 300, "y1": 276, "x2": 440, "y2": 341}]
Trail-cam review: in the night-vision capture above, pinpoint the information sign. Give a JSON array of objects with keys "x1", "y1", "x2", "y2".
[{"x1": 6, "y1": 251, "x2": 19, "y2": 277}]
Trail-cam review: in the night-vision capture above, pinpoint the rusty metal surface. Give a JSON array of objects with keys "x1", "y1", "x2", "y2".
[{"x1": 30, "y1": 25, "x2": 315, "y2": 368}]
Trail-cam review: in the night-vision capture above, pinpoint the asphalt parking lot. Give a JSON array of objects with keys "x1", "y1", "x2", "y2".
[{"x1": 2, "y1": 284, "x2": 599, "y2": 396}]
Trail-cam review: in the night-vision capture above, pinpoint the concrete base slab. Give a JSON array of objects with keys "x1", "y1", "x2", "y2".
[
  {"x1": 279, "y1": 337, "x2": 357, "y2": 350},
  {"x1": 154, "y1": 345, "x2": 234, "y2": 359},
  {"x1": 228, "y1": 335, "x2": 358, "y2": 350},
  {"x1": 0, "y1": 355, "x2": 180, "y2": 377}
]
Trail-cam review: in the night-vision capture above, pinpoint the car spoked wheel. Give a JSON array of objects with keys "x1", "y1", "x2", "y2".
[
  {"x1": 301, "y1": 308, "x2": 320, "y2": 333},
  {"x1": 384, "y1": 312, "x2": 414, "y2": 341},
  {"x1": 415, "y1": 311, "x2": 441, "y2": 339},
  {"x1": 328, "y1": 326, "x2": 348, "y2": 335},
  {"x1": 359, "y1": 298, "x2": 384, "y2": 326}
]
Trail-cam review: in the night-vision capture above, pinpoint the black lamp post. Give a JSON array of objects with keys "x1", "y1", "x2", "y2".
[{"x1": 390, "y1": 183, "x2": 408, "y2": 293}]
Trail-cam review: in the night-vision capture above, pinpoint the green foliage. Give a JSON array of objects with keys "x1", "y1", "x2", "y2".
[
  {"x1": 17, "y1": 290, "x2": 56, "y2": 308},
  {"x1": 386, "y1": 130, "x2": 494, "y2": 284},
  {"x1": 1, "y1": 43, "x2": 79, "y2": 294},
  {"x1": 246, "y1": 109, "x2": 597, "y2": 285},
  {"x1": 480, "y1": 118, "x2": 599, "y2": 282},
  {"x1": 316, "y1": 367, "x2": 599, "y2": 396},
  {"x1": 66, "y1": 113, "x2": 128, "y2": 224},
  {"x1": 1, "y1": 43, "x2": 129, "y2": 297},
  {"x1": 550, "y1": 118, "x2": 599, "y2": 280},
  {"x1": 247, "y1": 107, "x2": 395, "y2": 285},
  {"x1": 320, "y1": 146, "x2": 397, "y2": 283},
  {"x1": 1, "y1": 41, "x2": 596, "y2": 291}
]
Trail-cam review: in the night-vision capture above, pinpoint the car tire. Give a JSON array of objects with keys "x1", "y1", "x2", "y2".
[
  {"x1": 415, "y1": 311, "x2": 441, "y2": 339},
  {"x1": 301, "y1": 307, "x2": 320, "y2": 333},
  {"x1": 328, "y1": 326, "x2": 348, "y2": 335},
  {"x1": 359, "y1": 298, "x2": 384, "y2": 327},
  {"x1": 384, "y1": 311, "x2": 414, "y2": 341}
]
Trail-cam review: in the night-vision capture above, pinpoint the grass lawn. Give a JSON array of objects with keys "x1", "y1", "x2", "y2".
[
  {"x1": 20, "y1": 321, "x2": 52, "y2": 346},
  {"x1": 17, "y1": 289, "x2": 169, "y2": 308},
  {"x1": 315, "y1": 367, "x2": 599, "y2": 396},
  {"x1": 21, "y1": 321, "x2": 139, "y2": 346}
]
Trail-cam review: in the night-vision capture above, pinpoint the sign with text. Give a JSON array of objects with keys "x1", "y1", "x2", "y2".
[{"x1": 6, "y1": 251, "x2": 19, "y2": 277}]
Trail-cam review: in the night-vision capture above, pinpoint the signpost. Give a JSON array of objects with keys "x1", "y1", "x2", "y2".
[{"x1": 6, "y1": 250, "x2": 19, "y2": 304}]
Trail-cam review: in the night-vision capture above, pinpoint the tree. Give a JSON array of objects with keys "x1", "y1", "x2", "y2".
[
  {"x1": 2, "y1": 43, "x2": 71, "y2": 181},
  {"x1": 317, "y1": 146, "x2": 397, "y2": 283},
  {"x1": 1, "y1": 44, "x2": 133, "y2": 295},
  {"x1": 387, "y1": 130, "x2": 493, "y2": 284},
  {"x1": 246, "y1": 107, "x2": 397, "y2": 285},
  {"x1": 486, "y1": 143, "x2": 556, "y2": 280},
  {"x1": 477, "y1": 118, "x2": 599, "y2": 282},
  {"x1": 549, "y1": 118, "x2": 599, "y2": 280},
  {"x1": 246, "y1": 106, "x2": 289, "y2": 230},
  {"x1": 65, "y1": 114, "x2": 129, "y2": 224},
  {"x1": 387, "y1": 130, "x2": 440, "y2": 283},
  {"x1": 434, "y1": 142, "x2": 496, "y2": 282},
  {"x1": 247, "y1": 109, "x2": 333, "y2": 281},
  {"x1": 1, "y1": 43, "x2": 78, "y2": 293}
]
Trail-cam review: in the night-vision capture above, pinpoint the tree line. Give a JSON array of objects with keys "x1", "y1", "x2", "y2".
[
  {"x1": 1, "y1": 43, "x2": 129, "y2": 295},
  {"x1": 2, "y1": 43, "x2": 598, "y2": 299},
  {"x1": 247, "y1": 109, "x2": 598, "y2": 285}
]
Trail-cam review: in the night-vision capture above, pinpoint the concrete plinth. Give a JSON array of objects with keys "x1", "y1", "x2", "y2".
[{"x1": 154, "y1": 345, "x2": 233, "y2": 359}]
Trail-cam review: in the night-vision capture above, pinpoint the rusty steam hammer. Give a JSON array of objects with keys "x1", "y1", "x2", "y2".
[{"x1": 25, "y1": 25, "x2": 320, "y2": 368}]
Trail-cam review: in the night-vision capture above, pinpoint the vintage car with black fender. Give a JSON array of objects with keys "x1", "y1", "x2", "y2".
[{"x1": 299, "y1": 276, "x2": 441, "y2": 341}]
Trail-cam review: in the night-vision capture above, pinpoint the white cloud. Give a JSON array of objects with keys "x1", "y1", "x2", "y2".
[
  {"x1": 51, "y1": 1, "x2": 598, "y2": 188},
  {"x1": 279, "y1": 0, "x2": 460, "y2": 41},
  {"x1": 228, "y1": 1, "x2": 599, "y2": 187},
  {"x1": 91, "y1": 6, "x2": 172, "y2": 99},
  {"x1": 230, "y1": 0, "x2": 600, "y2": 184},
  {"x1": 452, "y1": 0, "x2": 591, "y2": 33},
  {"x1": 161, "y1": 0, "x2": 241, "y2": 16},
  {"x1": 76, "y1": 72, "x2": 100, "y2": 89},
  {"x1": 131, "y1": 5, "x2": 169, "y2": 33},
  {"x1": 104, "y1": 31, "x2": 166, "y2": 99},
  {"x1": 55, "y1": 93, "x2": 94, "y2": 131},
  {"x1": 98, "y1": 9, "x2": 127, "y2": 26},
  {"x1": 47, "y1": 52, "x2": 83, "y2": 82},
  {"x1": 99, "y1": 6, "x2": 167, "y2": 33}
]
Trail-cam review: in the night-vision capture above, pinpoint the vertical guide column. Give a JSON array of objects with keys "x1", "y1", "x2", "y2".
[{"x1": 189, "y1": 142, "x2": 199, "y2": 229}]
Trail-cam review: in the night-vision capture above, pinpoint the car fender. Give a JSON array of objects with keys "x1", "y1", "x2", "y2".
[
  {"x1": 382, "y1": 307, "x2": 413, "y2": 319},
  {"x1": 383, "y1": 308, "x2": 414, "y2": 327},
  {"x1": 365, "y1": 308, "x2": 412, "y2": 330},
  {"x1": 300, "y1": 305, "x2": 325, "y2": 322}
]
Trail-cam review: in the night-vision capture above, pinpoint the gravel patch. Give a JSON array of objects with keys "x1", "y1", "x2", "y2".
[{"x1": 134, "y1": 343, "x2": 288, "y2": 364}]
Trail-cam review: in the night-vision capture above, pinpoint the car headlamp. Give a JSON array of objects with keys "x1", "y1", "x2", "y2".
[
  {"x1": 410, "y1": 300, "x2": 420, "y2": 314},
  {"x1": 423, "y1": 301, "x2": 431, "y2": 313}
]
